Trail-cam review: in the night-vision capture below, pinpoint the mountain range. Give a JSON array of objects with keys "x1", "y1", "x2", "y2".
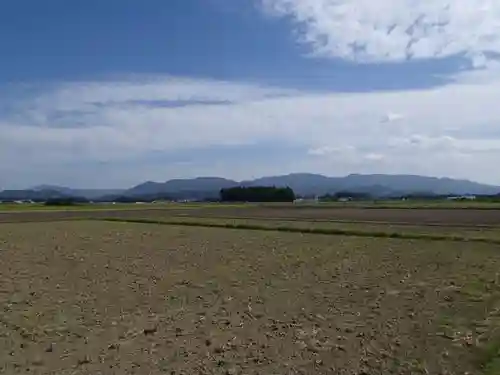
[
  {"x1": 1, "y1": 173, "x2": 499, "y2": 201},
  {"x1": 107, "y1": 173, "x2": 500, "y2": 198}
]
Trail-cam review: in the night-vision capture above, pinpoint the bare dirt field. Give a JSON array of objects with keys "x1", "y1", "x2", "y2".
[
  {"x1": 178, "y1": 206, "x2": 500, "y2": 226},
  {"x1": 126, "y1": 216, "x2": 500, "y2": 243},
  {"x1": 1, "y1": 221, "x2": 500, "y2": 374},
  {"x1": 3, "y1": 205, "x2": 500, "y2": 226}
]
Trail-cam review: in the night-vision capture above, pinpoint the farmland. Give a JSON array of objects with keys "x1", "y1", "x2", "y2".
[
  {"x1": 1, "y1": 205, "x2": 500, "y2": 374},
  {"x1": 5, "y1": 203, "x2": 500, "y2": 225}
]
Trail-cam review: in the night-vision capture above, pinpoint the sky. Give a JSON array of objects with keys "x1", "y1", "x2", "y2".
[{"x1": 3, "y1": 0, "x2": 500, "y2": 188}]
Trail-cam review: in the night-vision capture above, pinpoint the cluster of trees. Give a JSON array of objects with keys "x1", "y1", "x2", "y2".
[
  {"x1": 220, "y1": 186, "x2": 295, "y2": 202},
  {"x1": 44, "y1": 197, "x2": 89, "y2": 206},
  {"x1": 320, "y1": 191, "x2": 373, "y2": 201}
]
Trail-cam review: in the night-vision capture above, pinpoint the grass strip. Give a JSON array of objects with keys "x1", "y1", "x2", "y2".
[
  {"x1": 96, "y1": 217, "x2": 500, "y2": 245},
  {"x1": 476, "y1": 306, "x2": 500, "y2": 375},
  {"x1": 261, "y1": 203, "x2": 500, "y2": 210},
  {"x1": 482, "y1": 343, "x2": 500, "y2": 375},
  {"x1": 171, "y1": 214, "x2": 500, "y2": 229}
]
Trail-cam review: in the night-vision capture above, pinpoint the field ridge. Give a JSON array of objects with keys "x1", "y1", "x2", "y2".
[{"x1": 97, "y1": 217, "x2": 500, "y2": 245}]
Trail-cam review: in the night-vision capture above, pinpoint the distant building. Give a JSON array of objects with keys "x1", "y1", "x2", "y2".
[
  {"x1": 447, "y1": 195, "x2": 477, "y2": 201},
  {"x1": 294, "y1": 196, "x2": 318, "y2": 204}
]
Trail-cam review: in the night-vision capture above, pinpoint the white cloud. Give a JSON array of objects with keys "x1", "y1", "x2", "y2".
[
  {"x1": 261, "y1": 0, "x2": 500, "y2": 63},
  {"x1": 307, "y1": 145, "x2": 357, "y2": 156},
  {"x1": 16, "y1": 77, "x2": 295, "y2": 125},
  {"x1": 4, "y1": 69, "x2": 500, "y2": 187},
  {"x1": 364, "y1": 153, "x2": 385, "y2": 161},
  {"x1": 308, "y1": 146, "x2": 346, "y2": 156},
  {"x1": 380, "y1": 112, "x2": 404, "y2": 123}
]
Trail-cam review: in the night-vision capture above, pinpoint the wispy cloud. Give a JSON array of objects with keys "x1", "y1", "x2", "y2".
[
  {"x1": 15, "y1": 77, "x2": 295, "y2": 122},
  {"x1": 261, "y1": 0, "x2": 500, "y2": 64},
  {"x1": 3, "y1": 69, "x2": 500, "y2": 187}
]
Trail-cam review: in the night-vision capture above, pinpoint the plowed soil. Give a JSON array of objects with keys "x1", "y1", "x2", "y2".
[
  {"x1": 2, "y1": 205, "x2": 500, "y2": 226},
  {"x1": 1, "y1": 221, "x2": 500, "y2": 374}
]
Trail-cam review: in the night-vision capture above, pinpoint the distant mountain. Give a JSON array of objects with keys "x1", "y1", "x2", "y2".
[
  {"x1": 3, "y1": 173, "x2": 499, "y2": 202},
  {"x1": 125, "y1": 177, "x2": 238, "y2": 200},
  {"x1": 0, "y1": 189, "x2": 70, "y2": 202},
  {"x1": 241, "y1": 173, "x2": 333, "y2": 196},
  {"x1": 32, "y1": 185, "x2": 124, "y2": 199},
  {"x1": 241, "y1": 173, "x2": 500, "y2": 197},
  {"x1": 338, "y1": 174, "x2": 499, "y2": 196},
  {"x1": 114, "y1": 181, "x2": 161, "y2": 197}
]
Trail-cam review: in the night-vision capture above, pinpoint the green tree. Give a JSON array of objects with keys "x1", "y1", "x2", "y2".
[{"x1": 220, "y1": 186, "x2": 295, "y2": 202}]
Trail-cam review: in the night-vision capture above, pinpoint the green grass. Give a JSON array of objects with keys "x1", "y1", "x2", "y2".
[
  {"x1": 0, "y1": 202, "x2": 253, "y2": 212},
  {"x1": 434, "y1": 277, "x2": 500, "y2": 375},
  {"x1": 264, "y1": 200, "x2": 500, "y2": 209},
  {"x1": 168, "y1": 213, "x2": 500, "y2": 228},
  {"x1": 96, "y1": 217, "x2": 500, "y2": 245},
  {"x1": 482, "y1": 342, "x2": 500, "y2": 375},
  {"x1": 120, "y1": 215, "x2": 500, "y2": 242},
  {"x1": 0, "y1": 203, "x2": 209, "y2": 212},
  {"x1": 4, "y1": 200, "x2": 500, "y2": 212},
  {"x1": 477, "y1": 301, "x2": 500, "y2": 374},
  {"x1": 0, "y1": 203, "x2": 144, "y2": 211}
]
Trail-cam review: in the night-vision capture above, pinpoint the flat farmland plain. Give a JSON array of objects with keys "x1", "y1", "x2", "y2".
[
  {"x1": 4, "y1": 205, "x2": 500, "y2": 226},
  {"x1": 178, "y1": 206, "x2": 500, "y2": 226},
  {"x1": 122, "y1": 216, "x2": 500, "y2": 243},
  {"x1": 1, "y1": 220, "x2": 500, "y2": 374}
]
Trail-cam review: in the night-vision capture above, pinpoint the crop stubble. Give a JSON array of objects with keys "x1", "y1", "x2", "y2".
[{"x1": 1, "y1": 221, "x2": 500, "y2": 374}]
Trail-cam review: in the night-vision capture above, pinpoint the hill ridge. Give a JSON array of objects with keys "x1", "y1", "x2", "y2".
[{"x1": 3, "y1": 173, "x2": 495, "y2": 200}]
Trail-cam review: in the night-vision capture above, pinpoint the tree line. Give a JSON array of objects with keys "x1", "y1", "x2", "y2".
[{"x1": 220, "y1": 186, "x2": 295, "y2": 202}]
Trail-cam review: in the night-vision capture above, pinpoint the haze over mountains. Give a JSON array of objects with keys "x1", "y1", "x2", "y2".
[
  {"x1": 1, "y1": 173, "x2": 499, "y2": 201},
  {"x1": 32, "y1": 186, "x2": 124, "y2": 200}
]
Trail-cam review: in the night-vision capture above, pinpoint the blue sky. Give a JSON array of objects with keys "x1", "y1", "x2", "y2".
[{"x1": 2, "y1": 0, "x2": 500, "y2": 188}]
